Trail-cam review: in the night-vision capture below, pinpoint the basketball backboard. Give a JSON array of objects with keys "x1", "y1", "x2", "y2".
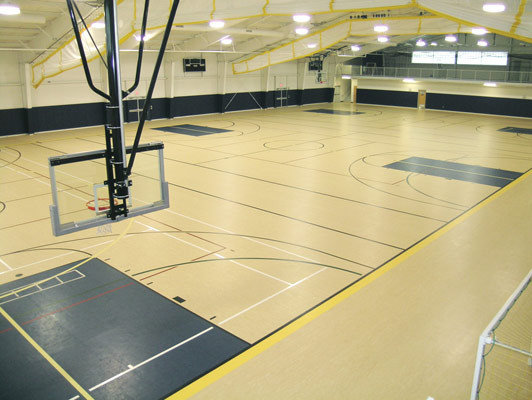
[{"x1": 48, "y1": 142, "x2": 169, "y2": 236}]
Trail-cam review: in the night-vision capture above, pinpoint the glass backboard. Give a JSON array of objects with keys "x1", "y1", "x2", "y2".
[{"x1": 48, "y1": 142, "x2": 169, "y2": 236}]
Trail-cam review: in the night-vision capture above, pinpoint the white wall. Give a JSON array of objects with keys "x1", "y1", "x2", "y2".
[
  {"x1": 0, "y1": 51, "x2": 24, "y2": 110},
  {"x1": 0, "y1": 50, "x2": 335, "y2": 112},
  {"x1": 3, "y1": 46, "x2": 531, "y2": 113},
  {"x1": 30, "y1": 63, "x2": 106, "y2": 107}
]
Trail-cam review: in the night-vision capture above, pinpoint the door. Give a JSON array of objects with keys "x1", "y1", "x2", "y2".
[
  {"x1": 418, "y1": 90, "x2": 426, "y2": 109},
  {"x1": 274, "y1": 88, "x2": 289, "y2": 107}
]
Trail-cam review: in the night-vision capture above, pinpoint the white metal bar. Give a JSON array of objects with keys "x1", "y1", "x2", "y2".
[
  {"x1": 492, "y1": 339, "x2": 532, "y2": 358},
  {"x1": 470, "y1": 267, "x2": 532, "y2": 400}
]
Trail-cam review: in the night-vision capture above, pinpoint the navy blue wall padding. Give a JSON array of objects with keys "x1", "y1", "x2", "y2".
[
  {"x1": 170, "y1": 95, "x2": 219, "y2": 117},
  {"x1": 357, "y1": 89, "x2": 418, "y2": 108},
  {"x1": 426, "y1": 93, "x2": 532, "y2": 118},
  {"x1": 26, "y1": 103, "x2": 106, "y2": 134},
  {"x1": 222, "y1": 91, "x2": 265, "y2": 112},
  {"x1": 4, "y1": 88, "x2": 532, "y2": 137},
  {"x1": 300, "y1": 88, "x2": 335, "y2": 105},
  {"x1": 264, "y1": 91, "x2": 275, "y2": 108},
  {"x1": 0, "y1": 108, "x2": 26, "y2": 136},
  {"x1": 123, "y1": 98, "x2": 170, "y2": 122},
  {"x1": 286, "y1": 89, "x2": 298, "y2": 106},
  {"x1": 0, "y1": 88, "x2": 335, "y2": 136}
]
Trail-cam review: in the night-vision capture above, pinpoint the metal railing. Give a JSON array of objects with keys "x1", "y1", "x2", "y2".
[{"x1": 353, "y1": 66, "x2": 532, "y2": 83}]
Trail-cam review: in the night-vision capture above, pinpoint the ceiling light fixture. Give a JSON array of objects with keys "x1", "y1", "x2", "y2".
[
  {"x1": 0, "y1": 3, "x2": 20, "y2": 15},
  {"x1": 445, "y1": 35, "x2": 457, "y2": 42},
  {"x1": 416, "y1": 39, "x2": 426, "y2": 47},
  {"x1": 295, "y1": 27, "x2": 309, "y2": 35},
  {"x1": 307, "y1": 43, "x2": 317, "y2": 49},
  {"x1": 374, "y1": 24, "x2": 388, "y2": 33},
  {"x1": 482, "y1": 3, "x2": 506, "y2": 12},
  {"x1": 351, "y1": 45, "x2": 360, "y2": 51},
  {"x1": 430, "y1": 42, "x2": 438, "y2": 46},
  {"x1": 483, "y1": 82, "x2": 497, "y2": 87},
  {"x1": 293, "y1": 14, "x2": 311, "y2": 23},
  {"x1": 377, "y1": 36, "x2": 389, "y2": 43},
  {"x1": 134, "y1": 33, "x2": 153, "y2": 41},
  {"x1": 221, "y1": 36, "x2": 233, "y2": 45},
  {"x1": 209, "y1": 20, "x2": 225, "y2": 29},
  {"x1": 478, "y1": 39, "x2": 489, "y2": 46},
  {"x1": 403, "y1": 78, "x2": 416, "y2": 83},
  {"x1": 342, "y1": 75, "x2": 351, "y2": 80},
  {"x1": 472, "y1": 27, "x2": 488, "y2": 35}
]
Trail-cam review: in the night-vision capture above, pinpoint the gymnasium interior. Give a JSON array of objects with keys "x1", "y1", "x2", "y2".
[{"x1": 1, "y1": 1, "x2": 532, "y2": 399}]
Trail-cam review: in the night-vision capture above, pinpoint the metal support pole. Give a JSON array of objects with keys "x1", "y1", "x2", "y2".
[
  {"x1": 103, "y1": 0, "x2": 130, "y2": 219},
  {"x1": 65, "y1": 0, "x2": 178, "y2": 221},
  {"x1": 126, "y1": 0, "x2": 180, "y2": 176},
  {"x1": 65, "y1": 0, "x2": 110, "y2": 100}
]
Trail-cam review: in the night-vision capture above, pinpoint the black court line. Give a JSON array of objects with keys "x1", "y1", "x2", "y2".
[
  {"x1": 384, "y1": 157, "x2": 522, "y2": 188},
  {"x1": 153, "y1": 124, "x2": 232, "y2": 136},
  {"x1": 305, "y1": 109, "x2": 365, "y2": 116},
  {"x1": 0, "y1": 259, "x2": 248, "y2": 399},
  {"x1": 498, "y1": 126, "x2": 532, "y2": 135}
]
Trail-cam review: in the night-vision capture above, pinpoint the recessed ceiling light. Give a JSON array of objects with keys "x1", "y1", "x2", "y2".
[
  {"x1": 374, "y1": 24, "x2": 389, "y2": 33},
  {"x1": 478, "y1": 39, "x2": 489, "y2": 47},
  {"x1": 416, "y1": 39, "x2": 426, "y2": 47},
  {"x1": 0, "y1": 4, "x2": 20, "y2": 15},
  {"x1": 482, "y1": 3, "x2": 506, "y2": 12},
  {"x1": 293, "y1": 14, "x2": 311, "y2": 23},
  {"x1": 483, "y1": 82, "x2": 497, "y2": 87},
  {"x1": 430, "y1": 42, "x2": 438, "y2": 46},
  {"x1": 295, "y1": 27, "x2": 309, "y2": 35},
  {"x1": 221, "y1": 36, "x2": 233, "y2": 45},
  {"x1": 209, "y1": 20, "x2": 225, "y2": 29},
  {"x1": 445, "y1": 35, "x2": 457, "y2": 42},
  {"x1": 377, "y1": 36, "x2": 389, "y2": 43},
  {"x1": 403, "y1": 78, "x2": 416, "y2": 83},
  {"x1": 472, "y1": 27, "x2": 488, "y2": 35},
  {"x1": 91, "y1": 21, "x2": 105, "y2": 29},
  {"x1": 307, "y1": 43, "x2": 317, "y2": 49},
  {"x1": 351, "y1": 45, "x2": 360, "y2": 51}
]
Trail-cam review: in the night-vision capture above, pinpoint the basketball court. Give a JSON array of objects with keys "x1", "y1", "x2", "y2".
[{"x1": 1, "y1": 102, "x2": 532, "y2": 398}]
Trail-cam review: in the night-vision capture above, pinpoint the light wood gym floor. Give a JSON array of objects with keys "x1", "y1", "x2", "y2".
[{"x1": 1, "y1": 103, "x2": 532, "y2": 399}]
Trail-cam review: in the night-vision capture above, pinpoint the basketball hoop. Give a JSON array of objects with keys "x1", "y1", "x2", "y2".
[{"x1": 86, "y1": 198, "x2": 118, "y2": 212}]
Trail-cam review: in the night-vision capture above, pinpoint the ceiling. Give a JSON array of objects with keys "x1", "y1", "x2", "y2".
[
  {"x1": 0, "y1": 2, "x2": 411, "y2": 59},
  {"x1": 1, "y1": 0, "x2": 531, "y2": 86}
]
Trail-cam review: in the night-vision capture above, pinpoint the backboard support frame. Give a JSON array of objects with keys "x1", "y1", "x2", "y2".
[{"x1": 51, "y1": 0, "x2": 180, "y2": 236}]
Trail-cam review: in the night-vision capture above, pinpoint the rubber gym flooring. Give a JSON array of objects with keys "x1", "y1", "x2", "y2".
[{"x1": 1, "y1": 103, "x2": 532, "y2": 399}]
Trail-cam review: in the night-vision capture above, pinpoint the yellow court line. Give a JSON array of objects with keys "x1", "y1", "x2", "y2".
[
  {"x1": 0, "y1": 218, "x2": 134, "y2": 301},
  {"x1": 0, "y1": 217, "x2": 134, "y2": 398},
  {"x1": 0, "y1": 305, "x2": 94, "y2": 399},
  {"x1": 168, "y1": 168, "x2": 532, "y2": 400}
]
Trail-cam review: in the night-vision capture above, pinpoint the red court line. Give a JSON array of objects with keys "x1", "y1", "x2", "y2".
[
  {"x1": 139, "y1": 266, "x2": 178, "y2": 282},
  {"x1": 0, "y1": 282, "x2": 134, "y2": 335},
  {"x1": 143, "y1": 214, "x2": 228, "y2": 249}
]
